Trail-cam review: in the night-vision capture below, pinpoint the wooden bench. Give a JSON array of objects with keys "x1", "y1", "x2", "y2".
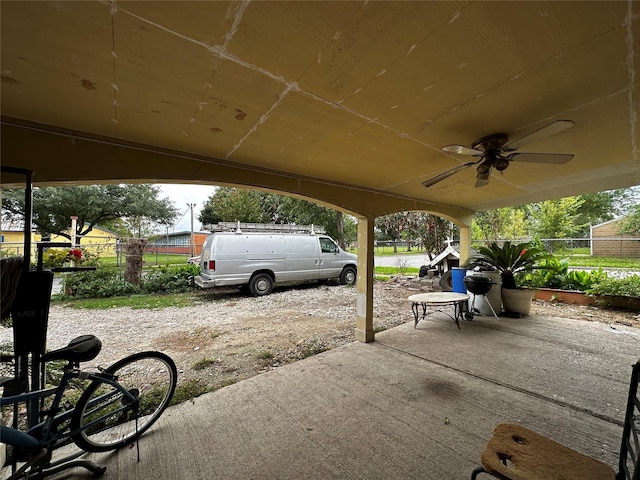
[{"x1": 471, "y1": 359, "x2": 640, "y2": 480}]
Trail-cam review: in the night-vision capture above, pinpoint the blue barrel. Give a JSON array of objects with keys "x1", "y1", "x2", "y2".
[{"x1": 451, "y1": 267, "x2": 467, "y2": 293}]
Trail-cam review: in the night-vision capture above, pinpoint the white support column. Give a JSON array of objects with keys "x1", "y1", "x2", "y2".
[
  {"x1": 355, "y1": 216, "x2": 375, "y2": 343},
  {"x1": 458, "y1": 217, "x2": 472, "y2": 264}
]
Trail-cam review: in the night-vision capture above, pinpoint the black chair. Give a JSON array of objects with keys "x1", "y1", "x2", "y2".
[{"x1": 471, "y1": 359, "x2": 640, "y2": 480}]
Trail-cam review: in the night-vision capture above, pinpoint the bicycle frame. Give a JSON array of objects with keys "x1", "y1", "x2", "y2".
[{"x1": 1, "y1": 364, "x2": 139, "y2": 457}]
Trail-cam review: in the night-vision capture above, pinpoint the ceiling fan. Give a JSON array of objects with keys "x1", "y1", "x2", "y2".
[{"x1": 422, "y1": 120, "x2": 575, "y2": 188}]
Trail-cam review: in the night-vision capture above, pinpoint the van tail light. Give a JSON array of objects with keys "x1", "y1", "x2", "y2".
[{"x1": 208, "y1": 260, "x2": 215, "y2": 271}]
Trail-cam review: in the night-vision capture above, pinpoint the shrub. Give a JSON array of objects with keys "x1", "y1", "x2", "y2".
[
  {"x1": 62, "y1": 264, "x2": 200, "y2": 298},
  {"x1": 63, "y1": 269, "x2": 140, "y2": 298},
  {"x1": 141, "y1": 265, "x2": 199, "y2": 294},
  {"x1": 587, "y1": 275, "x2": 640, "y2": 298}
]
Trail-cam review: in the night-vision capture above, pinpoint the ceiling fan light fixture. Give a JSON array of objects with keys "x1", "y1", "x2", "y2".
[
  {"x1": 495, "y1": 158, "x2": 510, "y2": 171},
  {"x1": 477, "y1": 163, "x2": 491, "y2": 175}
]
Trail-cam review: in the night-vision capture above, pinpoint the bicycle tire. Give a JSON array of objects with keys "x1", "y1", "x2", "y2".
[{"x1": 70, "y1": 351, "x2": 177, "y2": 453}]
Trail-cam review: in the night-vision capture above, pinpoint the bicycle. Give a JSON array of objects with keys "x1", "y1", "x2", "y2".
[{"x1": 1, "y1": 334, "x2": 177, "y2": 479}]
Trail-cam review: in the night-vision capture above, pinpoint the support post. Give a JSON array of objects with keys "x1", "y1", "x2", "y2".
[
  {"x1": 355, "y1": 216, "x2": 375, "y2": 342},
  {"x1": 458, "y1": 217, "x2": 472, "y2": 265}
]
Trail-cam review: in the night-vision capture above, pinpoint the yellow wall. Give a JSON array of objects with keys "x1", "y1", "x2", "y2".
[
  {"x1": 1, "y1": 225, "x2": 118, "y2": 259},
  {"x1": 50, "y1": 226, "x2": 118, "y2": 258},
  {"x1": 0, "y1": 230, "x2": 41, "y2": 257}
]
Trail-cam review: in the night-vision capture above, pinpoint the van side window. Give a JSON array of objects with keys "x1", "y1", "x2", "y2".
[
  {"x1": 217, "y1": 235, "x2": 246, "y2": 253},
  {"x1": 285, "y1": 236, "x2": 317, "y2": 253},
  {"x1": 319, "y1": 237, "x2": 337, "y2": 253}
]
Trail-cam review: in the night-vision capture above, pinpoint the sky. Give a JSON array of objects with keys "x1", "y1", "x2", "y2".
[{"x1": 157, "y1": 184, "x2": 217, "y2": 232}]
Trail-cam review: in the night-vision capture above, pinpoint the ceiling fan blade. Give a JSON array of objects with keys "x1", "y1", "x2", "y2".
[
  {"x1": 422, "y1": 161, "x2": 479, "y2": 188},
  {"x1": 504, "y1": 120, "x2": 575, "y2": 150},
  {"x1": 442, "y1": 144, "x2": 484, "y2": 156},
  {"x1": 508, "y1": 152, "x2": 574, "y2": 164}
]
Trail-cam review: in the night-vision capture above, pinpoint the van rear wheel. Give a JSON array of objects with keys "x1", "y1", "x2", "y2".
[
  {"x1": 339, "y1": 266, "x2": 357, "y2": 285},
  {"x1": 249, "y1": 273, "x2": 274, "y2": 296}
]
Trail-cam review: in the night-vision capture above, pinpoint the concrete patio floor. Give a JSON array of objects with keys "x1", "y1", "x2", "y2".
[{"x1": 52, "y1": 312, "x2": 639, "y2": 479}]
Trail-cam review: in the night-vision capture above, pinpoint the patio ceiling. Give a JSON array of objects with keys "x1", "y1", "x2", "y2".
[{"x1": 1, "y1": 1, "x2": 639, "y2": 216}]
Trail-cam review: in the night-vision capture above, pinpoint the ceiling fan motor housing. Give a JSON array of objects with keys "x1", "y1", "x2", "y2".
[{"x1": 471, "y1": 133, "x2": 509, "y2": 153}]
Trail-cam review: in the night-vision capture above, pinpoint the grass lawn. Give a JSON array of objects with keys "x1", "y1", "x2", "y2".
[
  {"x1": 52, "y1": 293, "x2": 196, "y2": 309},
  {"x1": 565, "y1": 255, "x2": 640, "y2": 269}
]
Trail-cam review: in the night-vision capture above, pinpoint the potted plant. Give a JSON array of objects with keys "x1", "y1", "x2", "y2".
[{"x1": 462, "y1": 241, "x2": 549, "y2": 315}]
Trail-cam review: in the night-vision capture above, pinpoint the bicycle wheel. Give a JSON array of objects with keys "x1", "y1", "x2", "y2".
[{"x1": 70, "y1": 351, "x2": 177, "y2": 452}]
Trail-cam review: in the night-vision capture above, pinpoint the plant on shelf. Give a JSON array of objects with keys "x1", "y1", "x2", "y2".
[
  {"x1": 42, "y1": 248, "x2": 84, "y2": 268},
  {"x1": 462, "y1": 240, "x2": 549, "y2": 289}
]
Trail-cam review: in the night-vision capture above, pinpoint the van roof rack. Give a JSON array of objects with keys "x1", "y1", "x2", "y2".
[{"x1": 204, "y1": 222, "x2": 326, "y2": 234}]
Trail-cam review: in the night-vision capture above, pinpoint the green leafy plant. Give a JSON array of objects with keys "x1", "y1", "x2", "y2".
[
  {"x1": 42, "y1": 248, "x2": 84, "y2": 268},
  {"x1": 141, "y1": 265, "x2": 199, "y2": 294},
  {"x1": 61, "y1": 264, "x2": 200, "y2": 299},
  {"x1": 522, "y1": 257, "x2": 569, "y2": 289},
  {"x1": 566, "y1": 268, "x2": 607, "y2": 291},
  {"x1": 63, "y1": 268, "x2": 140, "y2": 298},
  {"x1": 587, "y1": 275, "x2": 640, "y2": 298},
  {"x1": 463, "y1": 240, "x2": 549, "y2": 289},
  {"x1": 522, "y1": 257, "x2": 607, "y2": 291}
]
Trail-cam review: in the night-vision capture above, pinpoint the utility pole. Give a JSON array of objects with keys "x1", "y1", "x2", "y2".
[{"x1": 187, "y1": 203, "x2": 196, "y2": 257}]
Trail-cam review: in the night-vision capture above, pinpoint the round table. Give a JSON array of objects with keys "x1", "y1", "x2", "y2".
[{"x1": 408, "y1": 292, "x2": 470, "y2": 330}]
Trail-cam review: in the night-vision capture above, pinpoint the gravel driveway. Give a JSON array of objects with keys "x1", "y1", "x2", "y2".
[
  {"x1": 2, "y1": 281, "x2": 638, "y2": 399},
  {"x1": 1, "y1": 283, "x2": 411, "y2": 395}
]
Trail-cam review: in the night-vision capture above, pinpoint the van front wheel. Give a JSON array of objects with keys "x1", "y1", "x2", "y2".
[
  {"x1": 339, "y1": 266, "x2": 357, "y2": 285},
  {"x1": 248, "y1": 273, "x2": 274, "y2": 296}
]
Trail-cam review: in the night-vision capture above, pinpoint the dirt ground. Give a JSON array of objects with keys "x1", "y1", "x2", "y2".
[{"x1": 146, "y1": 281, "x2": 640, "y2": 396}]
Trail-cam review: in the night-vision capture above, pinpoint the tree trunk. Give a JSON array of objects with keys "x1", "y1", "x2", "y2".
[
  {"x1": 124, "y1": 238, "x2": 146, "y2": 285},
  {"x1": 335, "y1": 211, "x2": 345, "y2": 249}
]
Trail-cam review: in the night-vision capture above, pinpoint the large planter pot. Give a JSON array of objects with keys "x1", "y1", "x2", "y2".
[
  {"x1": 533, "y1": 288, "x2": 597, "y2": 306},
  {"x1": 501, "y1": 287, "x2": 534, "y2": 316}
]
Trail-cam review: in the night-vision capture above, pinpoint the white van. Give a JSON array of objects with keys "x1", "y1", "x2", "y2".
[{"x1": 194, "y1": 232, "x2": 357, "y2": 296}]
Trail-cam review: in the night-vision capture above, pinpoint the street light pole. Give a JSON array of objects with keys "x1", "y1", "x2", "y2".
[{"x1": 187, "y1": 203, "x2": 196, "y2": 257}]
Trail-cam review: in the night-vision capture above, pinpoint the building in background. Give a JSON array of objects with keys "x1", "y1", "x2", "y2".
[{"x1": 591, "y1": 217, "x2": 640, "y2": 258}]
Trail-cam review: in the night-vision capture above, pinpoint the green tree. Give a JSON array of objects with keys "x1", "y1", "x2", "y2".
[
  {"x1": 1, "y1": 184, "x2": 177, "y2": 241},
  {"x1": 618, "y1": 205, "x2": 640, "y2": 235},
  {"x1": 375, "y1": 211, "x2": 455, "y2": 257},
  {"x1": 375, "y1": 213, "x2": 408, "y2": 252},
  {"x1": 574, "y1": 190, "x2": 632, "y2": 235},
  {"x1": 198, "y1": 187, "x2": 355, "y2": 247},
  {"x1": 528, "y1": 197, "x2": 586, "y2": 240},
  {"x1": 275, "y1": 196, "x2": 354, "y2": 247},
  {"x1": 199, "y1": 188, "x2": 270, "y2": 226},
  {"x1": 412, "y1": 213, "x2": 456, "y2": 259},
  {"x1": 472, "y1": 207, "x2": 528, "y2": 241}
]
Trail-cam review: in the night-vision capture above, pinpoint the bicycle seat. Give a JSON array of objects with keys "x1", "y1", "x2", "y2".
[{"x1": 42, "y1": 335, "x2": 102, "y2": 363}]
